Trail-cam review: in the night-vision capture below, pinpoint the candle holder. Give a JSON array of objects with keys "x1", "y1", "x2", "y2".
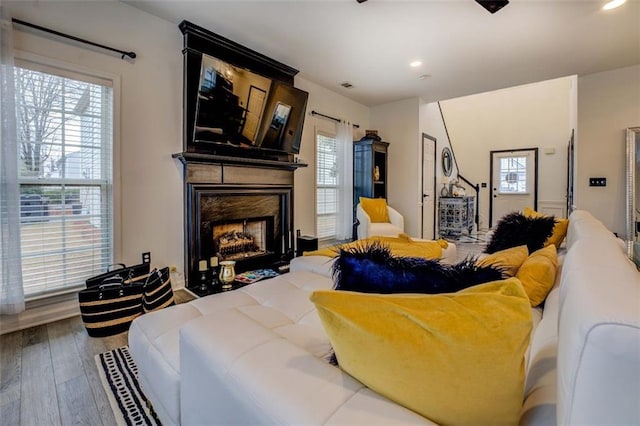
[
  {"x1": 197, "y1": 269, "x2": 210, "y2": 293},
  {"x1": 219, "y1": 260, "x2": 236, "y2": 290},
  {"x1": 209, "y1": 256, "x2": 220, "y2": 288}
]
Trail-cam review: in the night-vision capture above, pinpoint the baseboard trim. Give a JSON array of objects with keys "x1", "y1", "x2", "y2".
[{"x1": 0, "y1": 293, "x2": 80, "y2": 335}]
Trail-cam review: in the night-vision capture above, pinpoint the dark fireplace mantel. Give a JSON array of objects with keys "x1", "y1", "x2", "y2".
[{"x1": 172, "y1": 152, "x2": 307, "y2": 171}]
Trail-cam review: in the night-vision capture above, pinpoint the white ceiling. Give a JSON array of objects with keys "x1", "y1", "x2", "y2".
[{"x1": 126, "y1": 0, "x2": 640, "y2": 106}]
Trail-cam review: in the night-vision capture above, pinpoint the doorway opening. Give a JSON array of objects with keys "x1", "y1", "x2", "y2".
[{"x1": 421, "y1": 133, "x2": 437, "y2": 239}]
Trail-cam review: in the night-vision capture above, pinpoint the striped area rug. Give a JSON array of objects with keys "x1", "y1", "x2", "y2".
[{"x1": 95, "y1": 346, "x2": 161, "y2": 426}]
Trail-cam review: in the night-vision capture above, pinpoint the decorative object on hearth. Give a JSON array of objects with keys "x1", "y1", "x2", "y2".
[
  {"x1": 219, "y1": 260, "x2": 236, "y2": 289},
  {"x1": 209, "y1": 256, "x2": 220, "y2": 287},
  {"x1": 197, "y1": 259, "x2": 210, "y2": 293}
]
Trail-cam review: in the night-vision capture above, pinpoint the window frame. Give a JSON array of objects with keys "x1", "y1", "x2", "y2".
[
  {"x1": 315, "y1": 128, "x2": 339, "y2": 241},
  {"x1": 14, "y1": 51, "x2": 121, "y2": 300}
]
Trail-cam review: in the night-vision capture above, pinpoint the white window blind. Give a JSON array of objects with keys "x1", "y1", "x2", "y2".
[
  {"x1": 316, "y1": 131, "x2": 337, "y2": 239},
  {"x1": 15, "y1": 60, "x2": 113, "y2": 298}
]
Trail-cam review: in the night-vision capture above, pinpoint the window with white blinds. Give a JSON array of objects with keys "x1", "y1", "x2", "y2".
[
  {"x1": 15, "y1": 60, "x2": 114, "y2": 298},
  {"x1": 316, "y1": 131, "x2": 338, "y2": 239}
]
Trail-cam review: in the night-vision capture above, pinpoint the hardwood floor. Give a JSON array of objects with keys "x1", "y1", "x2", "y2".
[{"x1": 0, "y1": 289, "x2": 194, "y2": 426}]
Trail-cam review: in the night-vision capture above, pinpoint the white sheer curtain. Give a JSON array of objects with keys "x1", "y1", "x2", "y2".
[
  {"x1": 0, "y1": 5, "x2": 25, "y2": 315},
  {"x1": 335, "y1": 121, "x2": 353, "y2": 240}
]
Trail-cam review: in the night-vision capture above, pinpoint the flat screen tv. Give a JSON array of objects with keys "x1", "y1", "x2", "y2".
[{"x1": 194, "y1": 53, "x2": 308, "y2": 157}]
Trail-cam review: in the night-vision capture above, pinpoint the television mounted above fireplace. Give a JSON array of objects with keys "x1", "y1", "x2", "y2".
[{"x1": 180, "y1": 21, "x2": 308, "y2": 162}]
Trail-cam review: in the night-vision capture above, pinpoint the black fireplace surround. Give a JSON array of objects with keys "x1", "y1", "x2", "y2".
[{"x1": 192, "y1": 185, "x2": 292, "y2": 274}]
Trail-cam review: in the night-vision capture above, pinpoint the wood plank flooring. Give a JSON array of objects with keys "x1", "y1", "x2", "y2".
[{"x1": 0, "y1": 289, "x2": 194, "y2": 426}]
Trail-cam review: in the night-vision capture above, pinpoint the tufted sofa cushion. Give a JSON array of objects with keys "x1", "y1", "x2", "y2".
[{"x1": 129, "y1": 271, "x2": 336, "y2": 426}]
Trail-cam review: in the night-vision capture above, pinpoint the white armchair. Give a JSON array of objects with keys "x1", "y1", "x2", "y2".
[{"x1": 356, "y1": 203, "x2": 405, "y2": 239}]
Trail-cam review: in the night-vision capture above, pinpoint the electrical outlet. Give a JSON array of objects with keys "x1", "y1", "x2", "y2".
[
  {"x1": 589, "y1": 177, "x2": 607, "y2": 187},
  {"x1": 481, "y1": 182, "x2": 487, "y2": 188}
]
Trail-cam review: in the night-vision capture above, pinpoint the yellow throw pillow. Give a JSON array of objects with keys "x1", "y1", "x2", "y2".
[
  {"x1": 476, "y1": 244, "x2": 529, "y2": 277},
  {"x1": 523, "y1": 207, "x2": 569, "y2": 249},
  {"x1": 516, "y1": 244, "x2": 558, "y2": 307},
  {"x1": 359, "y1": 197, "x2": 390, "y2": 223},
  {"x1": 310, "y1": 278, "x2": 532, "y2": 426}
]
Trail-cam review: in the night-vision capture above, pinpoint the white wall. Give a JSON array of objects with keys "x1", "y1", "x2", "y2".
[
  {"x1": 370, "y1": 98, "x2": 421, "y2": 236},
  {"x1": 577, "y1": 64, "x2": 640, "y2": 236},
  {"x1": 3, "y1": 1, "x2": 370, "y2": 331},
  {"x1": 294, "y1": 78, "x2": 370, "y2": 237},
  {"x1": 420, "y1": 102, "x2": 457, "y2": 179},
  {"x1": 8, "y1": 1, "x2": 184, "y2": 272},
  {"x1": 6, "y1": 1, "x2": 372, "y2": 271},
  {"x1": 437, "y1": 77, "x2": 575, "y2": 229}
]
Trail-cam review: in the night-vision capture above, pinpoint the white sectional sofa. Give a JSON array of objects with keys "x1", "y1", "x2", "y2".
[{"x1": 128, "y1": 210, "x2": 639, "y2": 425}]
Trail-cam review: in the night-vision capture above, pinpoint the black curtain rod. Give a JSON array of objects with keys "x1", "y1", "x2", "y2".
[
  {"x1": 12, "y1": 18, "x2": 136, "y2": 60},
  {"x1": 311, "y1": 110, "x2": 360, "y2": 128}
]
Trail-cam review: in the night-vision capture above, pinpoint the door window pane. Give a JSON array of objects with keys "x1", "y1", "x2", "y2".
[{"x1": 499, "y1": 156, "x2": 527, "y2": 194}]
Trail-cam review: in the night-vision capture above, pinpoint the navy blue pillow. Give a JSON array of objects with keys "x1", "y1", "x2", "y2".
[{"x1": 332, "y1": 242, "x2": 503, "y2": 294}]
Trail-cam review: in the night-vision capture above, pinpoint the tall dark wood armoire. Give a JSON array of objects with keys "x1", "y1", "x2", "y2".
[{"x1": 353, "y1": 139, "x2": 389, "y2": 238}]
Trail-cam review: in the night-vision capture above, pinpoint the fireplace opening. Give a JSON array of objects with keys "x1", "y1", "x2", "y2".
[
  {"x1": 188, "y1": 184, "x2": 293, "y2": 293},
  {"x1": 212, "y1": 216, "x2": 274, "y2": 261}
]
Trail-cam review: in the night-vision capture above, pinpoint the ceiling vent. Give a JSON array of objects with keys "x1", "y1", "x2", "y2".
[
  {"x1": 475, "y1": 0, "x2": 509, "y2": 14},
  {"x1": 340, "y1": 81, "x2": 354, "y2": 89}
]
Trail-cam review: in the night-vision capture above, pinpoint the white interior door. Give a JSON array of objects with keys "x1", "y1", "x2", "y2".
[
  {"x1": 422, "y1": 134, "x2": 436, "y2": 239},
  {"x1": 490, "y1": 149, "x2": 538, "y2": 227}
]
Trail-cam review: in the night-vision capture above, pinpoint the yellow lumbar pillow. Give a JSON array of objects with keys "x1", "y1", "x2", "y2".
[
  {"x1": 310, "y1": 278, "x2": 532, "y2": 426},
  {"x1": 359, "y1": 197, "x2": 390, "y2": 223},
  {"x1": 523, "y1": 207, "x2": 568, "y2": 249},
  {"x1": 476, "y1": 244, "x2": 529, "y2": 277},
  {"x1": 516, "y1": 244, "x2": 558, "y2": 307}
]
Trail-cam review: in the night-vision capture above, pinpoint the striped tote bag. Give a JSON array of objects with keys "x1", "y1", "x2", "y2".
[
  {"x1": 142, "y1": 267, "x2": 175, "y2": 313},
  {"x1": 78, "y1": 276, "x2": 145, "y2": 337}
]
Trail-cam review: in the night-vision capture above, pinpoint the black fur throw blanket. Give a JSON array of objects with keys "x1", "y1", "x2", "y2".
[{"x1": 485, "y1": 211, "x2": 556, "y2": 254}]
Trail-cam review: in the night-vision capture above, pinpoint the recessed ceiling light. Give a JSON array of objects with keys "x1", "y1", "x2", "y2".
[
  {"x1": 410, "y1": 61, "x2": 422, "y2": 68},
  {"x1": 602, "y1": 0, "x2": 626, "y2": 10}
]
